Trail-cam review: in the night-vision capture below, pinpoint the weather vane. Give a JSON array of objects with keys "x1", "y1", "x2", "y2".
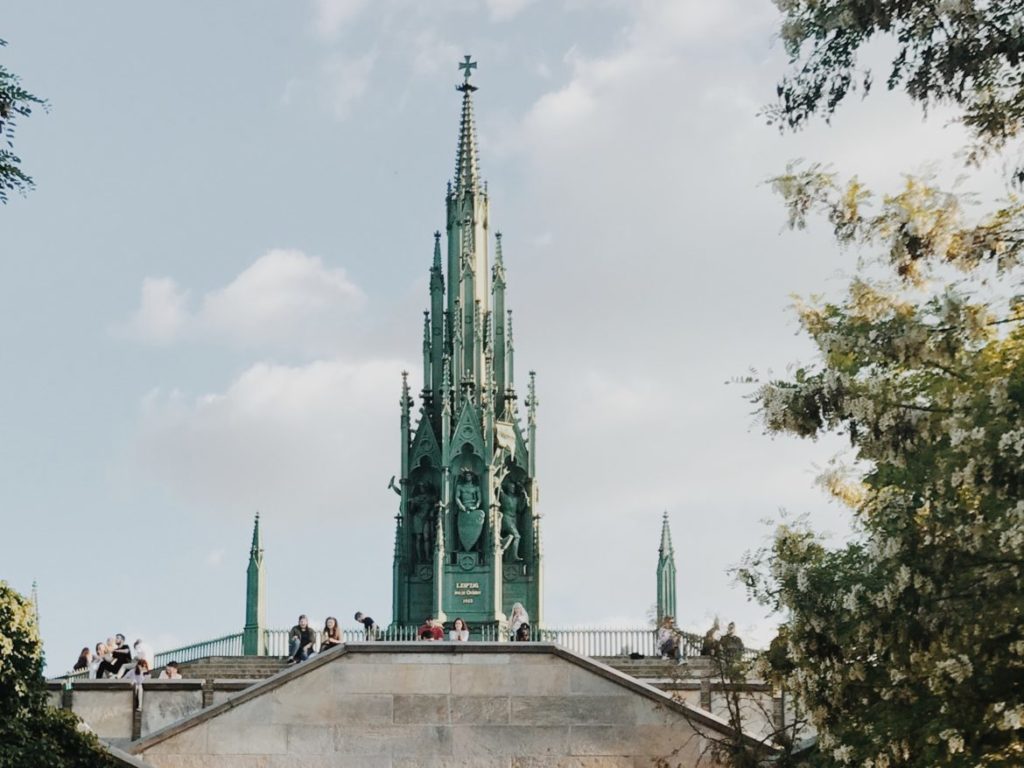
[{"x1": 457, "y1": 55, "x2": 477, "y2": 92}]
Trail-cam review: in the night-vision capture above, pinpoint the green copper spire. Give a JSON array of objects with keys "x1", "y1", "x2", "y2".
[
  {"x1": 656, "y1": 511, "x2": 677, "y2": 624},
  {"x1": 454, "y1": 56, "x2": 480, "y2": 195},
  {"x1": 393, "y1": 58, "x2": 542, "y2": 635},
  {"x1": 243, "y1": 512, "x2": 266, "y2": 655}
]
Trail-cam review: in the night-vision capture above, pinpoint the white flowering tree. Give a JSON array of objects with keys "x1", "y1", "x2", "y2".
[{"x1": 737, "y1": 2, "x2": 1024, "y2": 767}]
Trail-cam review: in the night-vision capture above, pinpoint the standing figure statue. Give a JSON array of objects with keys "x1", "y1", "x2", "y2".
[
  {"x1": 498, "y1": 478, "x2": 527, "y2": 561},
  {"x1": 408, "y1": 482, "x2": 436, "y2": 562},
  {"x1": 455, "y1": 468, "x2": 486, "y2": 552}
]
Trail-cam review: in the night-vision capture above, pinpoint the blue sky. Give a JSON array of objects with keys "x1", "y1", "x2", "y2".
[{"x1": 2, "y1": 0, "x2": 991, "y2": 672}]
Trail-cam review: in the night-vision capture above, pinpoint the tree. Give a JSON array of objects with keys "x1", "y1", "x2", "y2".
[
  {"x1": 738, "y1": 3, "x2": 1024, "y2": 767},
  {"x1": 768, "y1": 0, "x2": 1024, "y2": 173},
  {"x1": 0, "y1": 38, "x2": 47, "y2": 204},
  {"x1": 0, "y1": 581, "x2": 116, "y2": 768}
]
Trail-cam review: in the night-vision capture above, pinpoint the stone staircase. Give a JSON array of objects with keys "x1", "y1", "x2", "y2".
[
  {"x1": 175, "y1": 655, "x2": 290, "y2": 680},
  {"x1": 170, "y1": 654, "x2": 711, "y2": 685}
]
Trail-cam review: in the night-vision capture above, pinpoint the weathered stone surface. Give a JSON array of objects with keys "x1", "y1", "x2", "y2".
[
  {"x1": 450, "y1": 725, "x2": 571, "y2": 756},
  {"x1": 450, "y1": 695, "x2": 510, "y2": 725},
  {"x1": 393, "y1": 694, "x2": 451, "y2": 724},
  {"x1": 510, "y1": 695, "x2": 635, "y2": 726},
  {"x1": 135, "y1": 647, "x2": 735, "y2": 767},
  {"x1": 142, "y1": 689, "x2": 204, "y2": 736},
  {"x1": 207, "y1": 722, "x2": 287, "y2": 755},
  {"x1": 568, "y1": 724, "x2": 703, "y2": 758},
  {"x1": 334, "y1": 724, "x2": 453, "y2": 756},
  {"x1": 74, "y1": 689, "x2": 133, "y2": 740},
  {"x1": 451, "y1": 661, "x2": 569, "y2": 696},
  {"x1": 512, "y1": 758, "x2": 634, "y2": 768}
]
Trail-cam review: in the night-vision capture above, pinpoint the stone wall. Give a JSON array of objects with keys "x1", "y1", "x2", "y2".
[{"x1": 127, "y1": 644, "x2": 761, "y2": 767}]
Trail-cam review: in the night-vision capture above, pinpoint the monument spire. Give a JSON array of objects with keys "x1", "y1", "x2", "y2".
[
  {"x1": 656, "y1": 511, "x2": 677, "y2": 624},
  {"x1": 244, "y1": 512, "x2": 267, "y2": 655},
  {"x1": 454, "y1": 55, "x2": 480, "y2": 195},
  {"x1": 394, "y1": 58, "x2": 541, "y2": 637}
]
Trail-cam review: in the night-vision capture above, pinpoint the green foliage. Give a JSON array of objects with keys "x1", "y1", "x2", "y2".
[
  {"x1": 769, "y1": 0, "x2": 1024, "y2": 170},
  {"x1": 750, "y1": 6, "x2": 1024, "y2": 764},
  {"x1": 743, "y1": 139, "x2": 1024, "y2": 768},
  {"x1": 0, "y1": 582, "x2": 116, "y2": 768},
  {"x1": 0, "y1": 38, "x2": 47, "y2": 204}
]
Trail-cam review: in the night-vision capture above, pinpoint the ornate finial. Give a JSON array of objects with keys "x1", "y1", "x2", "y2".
[
  {"x1": 423, "y1": 311, "x2": 430, "y2": 340},
  {"x1": 458, "y1": 55, "x2": 478, "y2": 88},
  {"x1": 527, "y1": 371, "x2": 539, "y2": 422},
  {"x1": 401, "y1": 371, "x2": 412, "y2": 414},
  {"x1": 250, "y1": 512, "x2": 263, "y2": 556},
  {"x1": 660, "y1": 511, "x2": 674, "y2": 556},
  {"x1": 495, "y1": 231, "x2": 504, "y2": 264}
]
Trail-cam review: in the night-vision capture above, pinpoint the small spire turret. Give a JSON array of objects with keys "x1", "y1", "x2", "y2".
[
  {"x1": 656, "y1": 512, "x2": 678, "y2": 624},
  {"x1": 244, "y1": 513, "x2": 267, "y2": 655}
]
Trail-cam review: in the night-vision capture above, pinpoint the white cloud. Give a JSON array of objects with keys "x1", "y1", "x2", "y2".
[
  {"x1": 312, "y1": 0, "x2": 369, "y2": 38},
  {"x1": 135, "y1": 357, "x2": 408, "y2": 518},
  {"x1": 119, "y1": 277, "x2": 189, "y2": 344},
  {"x1": 119, "y1": 249, "x2": 366, "y2": 353},
  {"x1": 487, "y1": 0, "x2": 536, "y2": 21},
  {"x1": 322, "y1": 51, "x2": 376, "y2": 121}
]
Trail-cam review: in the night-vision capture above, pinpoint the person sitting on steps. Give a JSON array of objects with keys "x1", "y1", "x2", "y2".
[{"x1": 287, "y1": 615, "x2": 316, "y2": 663}]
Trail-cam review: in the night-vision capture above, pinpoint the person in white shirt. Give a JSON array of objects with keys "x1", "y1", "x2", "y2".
[
  {"x1": 449, "y1": 617, "x2": 470, "y2": 641},
  {"x1": 133, "y1": 638, "x2": 155, "y2": 669},
  {"x1": 158, "y1": 661, "x2": 182, "y2": 679},
  {"x1": 509, "y1": 603, "x2": 530, "y2": 641}
]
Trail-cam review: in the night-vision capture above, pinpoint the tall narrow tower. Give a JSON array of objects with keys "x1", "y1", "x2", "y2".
[
  {"x1": 243, "y1": 513, "x2": 267, "y2": 655},
  {"x1": 392, "y1": 57, "x2": 542, "y2": 634},
  {"x1": 656, "y1": 512, "x2": 677, "y2": 623}
]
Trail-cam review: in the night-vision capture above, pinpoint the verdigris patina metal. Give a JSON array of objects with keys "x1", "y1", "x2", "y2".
[{"x1": 391, "y1": 58, "x2": 542, "y2": 635}]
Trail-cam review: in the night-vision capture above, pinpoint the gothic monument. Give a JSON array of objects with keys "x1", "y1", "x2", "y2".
[{"x1": 390, "y1": 57, "x2": 542, "y2": 633}]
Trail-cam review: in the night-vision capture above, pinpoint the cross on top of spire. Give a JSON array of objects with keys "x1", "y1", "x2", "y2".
[{"x1": 457, "y1": 55, "x2": 478, "y2": 93}]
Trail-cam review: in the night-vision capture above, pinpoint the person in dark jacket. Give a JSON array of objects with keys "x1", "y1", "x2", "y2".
[{"x1": 287, "y1": 615, "x2": 316, "y2": 663}]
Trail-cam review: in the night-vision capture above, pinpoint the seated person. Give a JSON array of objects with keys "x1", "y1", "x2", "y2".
[
  {"x1": 158, "y1": 661, "x2": 182, "y2": 679},
  {"x1": 657, "y1": 617, "x2": 681, "y2": 661},
  {"x1": 73, "y1": 647, "x2": 91, "y2": 672},
  {"x1": 418, "y1": 618, "x2": 444, "y2": 640},
  {"x1": 514, "y1": 622, "x2": 531, "y2": 642},
  {"x1": 287, "y1": 615, "x2": 316, "y2": 663},
  {"x1": 320, "y1": 617, "x2": 343, "y2": 652},
  {"x1": 96, "y1": 634, "x2": 132, "y2": 678},
  {"x1": 449, "y1": 618, "x2": 470, "y2": 642}
]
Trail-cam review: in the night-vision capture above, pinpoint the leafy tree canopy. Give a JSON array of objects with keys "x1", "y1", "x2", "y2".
[
  {"x1": 769, "y1": 0, "x2": 1024, "y2": 170},
  {"x1": 0, "y1": 581, "x2": 116, "y2": 768},
  {"x1": 742, "y1": 3, "x2": 1024, "y2": 767},
  {"x1": 0, "y1": 38, "x2": 47, "y2": 204}
]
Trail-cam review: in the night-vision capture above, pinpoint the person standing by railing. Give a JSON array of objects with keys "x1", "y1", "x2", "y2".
[
  {"x1": 353, "y1": 611, "x2": 378, "y2": 640},
  {"x1": 449, "y1": 618, "x2": 470, "y2": 641}
]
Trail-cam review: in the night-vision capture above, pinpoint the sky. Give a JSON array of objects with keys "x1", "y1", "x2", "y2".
[{"x1": 2, "y1": 0, "x2": 1000, "y2": 673}]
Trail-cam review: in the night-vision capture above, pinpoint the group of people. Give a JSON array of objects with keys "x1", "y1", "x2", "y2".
[
  {"x1": 416, "y1": 602, "x2": 531, "y2": 642},
  {"x1": 285, "y1": 603, "x2": 534, "y2": 662},
  {"x1": 656, "y1": 616, "x2": 744, "y2": 662},
  {"x1": 73, "y1": 634, "x2": 182, "y2": 680}
]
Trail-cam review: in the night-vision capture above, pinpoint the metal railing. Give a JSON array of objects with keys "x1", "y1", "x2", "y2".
[
  {"x1": 153, "y1": 632, "x2": 243, "y2": 668},
  {"x1": 54, "y1": 625, "x2": 757, "y2": 679}
]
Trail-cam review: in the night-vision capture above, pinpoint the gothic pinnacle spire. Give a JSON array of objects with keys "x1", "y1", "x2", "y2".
[
  {"x1": 250, "y1": 512, "x2": 263, "y2": 559},
  {"x1": 659, "y1": 510, "x2": 674, "y2": 556},
  {"x1": 454, "y1": 56, "x2": 481, "y2": 195}
]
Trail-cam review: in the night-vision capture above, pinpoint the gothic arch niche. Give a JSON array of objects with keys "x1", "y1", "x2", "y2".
[
  {"x1": 407, "y1": 456, "x2": 440, "y2": 566},
  {"x1": 452, "y1": 443, "x2": 486, "y2": 559}
]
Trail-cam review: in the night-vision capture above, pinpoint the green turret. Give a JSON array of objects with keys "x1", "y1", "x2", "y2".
[
  {"x1": 243, "y1": 513, "x2": 266, "y2": 655},
  {"x1": 392, "y1": 57, "x2": 542, "y2": 635},
  {"x1": 656, "y1": 512, "x2": 677, "y2": 624}
]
